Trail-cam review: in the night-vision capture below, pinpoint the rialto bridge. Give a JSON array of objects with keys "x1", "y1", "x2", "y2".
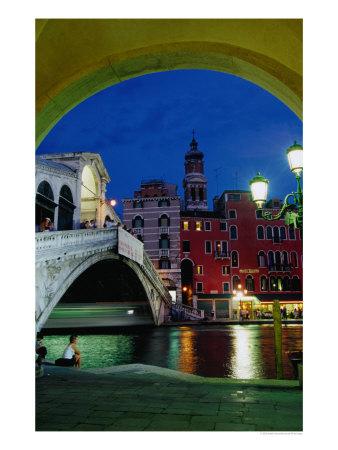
[{"x1": 35, "y1": 227, "x2": 172, "y2": 331}]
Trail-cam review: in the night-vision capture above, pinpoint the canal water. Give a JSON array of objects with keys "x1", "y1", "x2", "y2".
[{"x1": 42, "y1": 324, "x2": 302, "y2": 380}]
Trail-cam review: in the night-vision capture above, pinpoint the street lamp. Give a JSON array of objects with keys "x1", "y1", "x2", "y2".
[{"x1": 249, "y1": 141, "x2": 303, "y2": 229}]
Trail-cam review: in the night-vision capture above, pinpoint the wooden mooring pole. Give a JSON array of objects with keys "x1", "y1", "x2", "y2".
[{"x1": 273, "y1": 299, "x2": 284, "y2": 379}]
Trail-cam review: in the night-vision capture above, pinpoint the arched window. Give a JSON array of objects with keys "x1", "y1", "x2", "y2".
[
  {"x1": 275, "y1": 251, "x2": 281, "y2": 270},
  {"x1": 282, "y1": 251, "x2": 289, "y2": 265},
  {"x1": 266, "y1": 226, "x2": 272, "y2": 239},
  {"x1": 292, "y1": 276, "x2": 301, "y2": 291},
  {"x1": 37, "y1": 180, "x2": 54, "y2": 200},
  {"x1": 282, "y1": 276, "x2": 290, "y2": 291},
  {"x1": 158, "y1": 199, "x2": 170, "y2": 207},
  {"x1": 159, "y1": 214, "x2": 170, "y2": 227},
  {"x1": 268, "y1": 251, "x2": 274, "y2": 266},
  {"x1": 133, "y1": 215, "x2": 144, "y2": 228},
  {"x1": 246, "y1": 275, "x2": 255, "y2": 292},
  {"x1": 230, "y1": 225, "x2": 237, "y2": 239},
  {"x1": 36, "y1": 180, "x2": 56, "y2": 229},
  {"x1": 280, "y1": 226, "x2": 286, "y2": 240},
  {"x1": 258, "y1": 251, "x2": 266, "y2": 267},
  {"x1": 260, "y1": 276, "x2": 268, "y2": 291},
  {"x1": 232, "y1": 276, "x2": 241, "y2": 290},
  {"x1": 231, "y1": 251, "x2": 239, "y2": 267},
  {"x1": 270, "y1": 276, "x2": 277, "y2": 291},
  {"x1": 289, "y1": 227, "x2": 296, "y2": 240},
  {"x1": 257, "y1": 226, "x2": 264, "y2": 239},
  {"x1": 273, "y1": 226, "x2": 280, "y2": 243},
  {"x1": 277, "y1": 276, "x2": 283, "y2": 291},
  {"x1": 58, "y1": 185, "x2": 75, "y2": 231},
  {"x1": 199, "y1": 188, "x2": 204, "y2": 200},
  {"x1": 291, "y1": 252, "x2": 298, "y2": 268},
  {"x1": 191, "y1": 188, "x2": 196, "y2": 201}
]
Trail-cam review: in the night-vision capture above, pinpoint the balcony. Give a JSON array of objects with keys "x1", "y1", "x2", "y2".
[
  {"x1": 268, "y1": 264, "x2": 292, "y2": 273},
  {"x1": 159, "y1": 226, "x2": 169, "y2": 235},
  {"x1": 159, "y1": 249, "x2": 170, "y2": 258},
  {"x1": 214, "y1": 251, "x2": 231, "y2": 259}
]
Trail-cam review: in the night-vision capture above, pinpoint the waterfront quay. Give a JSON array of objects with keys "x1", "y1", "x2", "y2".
[{"x1": 36, "y1": 363, "x2": 302, "y2": 432}]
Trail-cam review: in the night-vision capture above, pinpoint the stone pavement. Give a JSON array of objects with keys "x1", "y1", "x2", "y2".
[{"x1": 36, "y1": 364, "x2": 302, "y2": 432}]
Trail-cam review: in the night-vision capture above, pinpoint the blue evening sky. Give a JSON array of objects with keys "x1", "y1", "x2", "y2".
[{"x1": 36, "y1": 70, "x2": 303, "y2": 218}]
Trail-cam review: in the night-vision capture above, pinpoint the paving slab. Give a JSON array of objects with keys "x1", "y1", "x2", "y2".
[{"x1": 36, "y1": 363, "x2": 302, "y2": 432}]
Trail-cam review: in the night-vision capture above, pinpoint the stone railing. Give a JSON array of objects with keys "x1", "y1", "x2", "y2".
[
  {"x1": 142, "y1": 251, "x2": 172, "y2": 305},
  {"x1": 35, "y1": 228, "x2": 118, "y2": 251},
  {"x1": 172, "y1": 303, "x2": 204, "y2": 319}
]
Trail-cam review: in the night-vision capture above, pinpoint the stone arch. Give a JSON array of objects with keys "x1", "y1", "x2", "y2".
[
  {"x1": 36, "y1": 19, "x2": 302, "y2": 147},
  {"x1": 80, "y1": 164, "x2": 100, "y2": 223},
  {"x1": 36, "y1": 251, "x2": 161, "y2": 331}
]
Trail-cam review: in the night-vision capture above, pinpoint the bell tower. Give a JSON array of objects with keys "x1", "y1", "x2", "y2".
[{"x1": 183, "y1": 131, "x2": 208, "y2": 211}]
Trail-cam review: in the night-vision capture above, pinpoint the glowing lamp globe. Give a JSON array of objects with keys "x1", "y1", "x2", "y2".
[
  {"x1": 110, "y1": 199, "x2": 117, "y2": 207},
  {"x1": 286, "y1": 141, "x2": 303, "y2": 175},
  {"x1": 249, "y1": 172, "x2": 269, "y2": 209}
]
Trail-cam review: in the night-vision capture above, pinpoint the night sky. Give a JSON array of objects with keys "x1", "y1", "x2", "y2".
[{"x1": 36, "y1": 69, "x2": 303, "y2": 219}]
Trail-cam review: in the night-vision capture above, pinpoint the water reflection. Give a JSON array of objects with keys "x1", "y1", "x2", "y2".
[{"x1": 42, "y1": 324, "x2": 302, "y2": 379}]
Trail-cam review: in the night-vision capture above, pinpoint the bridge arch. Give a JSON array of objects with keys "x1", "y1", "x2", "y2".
[
  {"x1": 36, "y1": 250, "x2": 165, "y2": 331},
  {"x1": 36, "y1": 19, "x2": 302, "y2": 147}
]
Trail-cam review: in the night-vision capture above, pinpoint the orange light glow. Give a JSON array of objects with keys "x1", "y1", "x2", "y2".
[
  {"x1": 182, "y1": 286, "x2": 188, "y2": 292},
  {"x1": 110, "y1": 199, "x2": 117, "y2": 207}
]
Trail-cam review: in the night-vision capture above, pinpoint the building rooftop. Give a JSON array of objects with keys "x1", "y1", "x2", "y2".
[{"x1": 36, "y1": 157, "x2": 76, "y2": 173}]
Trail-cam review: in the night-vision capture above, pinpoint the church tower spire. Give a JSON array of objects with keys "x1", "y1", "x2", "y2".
[{"x1": 182, "y1": 131, "x2": 208, "y2": 211}]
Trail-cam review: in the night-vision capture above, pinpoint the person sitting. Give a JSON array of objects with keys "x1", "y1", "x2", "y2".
[
  {"x1": 36, "y1": 332, "x2": 47, "y2": 366},
  {"x1": 55, "y1": 335, "x2": 82, "y2": 369},
  {"x1": 49, "y1": 221, "x2": 55, "y2": 231}
]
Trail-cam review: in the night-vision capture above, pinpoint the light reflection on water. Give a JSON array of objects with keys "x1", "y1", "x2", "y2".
[{"x1": 42, "y1": 324, "x2": 302, "y2": 379}]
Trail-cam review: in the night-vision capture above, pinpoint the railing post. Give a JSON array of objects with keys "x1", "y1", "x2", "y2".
[{"x1": 273, "y1": 299, "x2": 284, "y2": 379}]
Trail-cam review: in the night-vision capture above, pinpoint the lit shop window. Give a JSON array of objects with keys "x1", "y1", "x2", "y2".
[
  {"x1": 182, "y1": 221, "x2": 190, "y2": 230},
  {"x1": 196, "y1": 265, "x2": 203, "y2": 275},
  {"x1": 195, "y1": 221, "x2": 203, "y2": 231}
]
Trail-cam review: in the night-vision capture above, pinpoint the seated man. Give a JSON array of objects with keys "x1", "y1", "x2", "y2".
[
  {"x1": 55, "y1": 335, "x2": 82, "y2": 369},
  {"x1": 36, "y1": 332, "x2": 47, "y2": 366}
]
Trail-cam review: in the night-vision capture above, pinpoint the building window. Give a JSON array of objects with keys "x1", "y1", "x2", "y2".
[
  {"x1": 257, "y1": 226, "x2": 264, "y2": 240},
  {"x1": 289, "y1": 227, "x2": 296, "y2": 240},
  {"x1": 158, "y1": 199, "x2": 170, "y2": 207},
  {"x1": 220, "y1": 222, "x2": 227, "y2": 231},
  {"x1": 232, "y1": 276, "x2": 241, "y2": 290},
  {"x1": 182, "y1": 221, "x2": 190, "y2": 230},
  {"x1": 268, "y1": 251, "x2": 274, "y2": 266},
  {"x1": 133, "y1": 200, "x2": 143, "y2": 208},
  {"x1": 229, "y1": 210, "x2": 237, "y2": 219},
  {"x1": 133, "y1": 216, "x2": 144, "y2": 228},
  {"x1": 275, "y1": 251, "x2": 282, "y2": 269},
  {"x1": 256, "y1": 210, "x2": 263, "y2": 219},
  {"x1": 191, "y1": 188, "x2": 196, "y2": 201},
  {"x1": 205, "y1": 241, "x2": 212, "y2": 253},
  {"x1": 260, "y1": 276, "x2": 268, "y2": 291},
  {"x1": 231, "y1": 251, "x2": 239, "y2": 267},
  {"x1": 223, "y1": 282, "x2": 230, "y2": 292},
  {"x1": 222, "y1": 265, "x2": 230, "y2": 275},
  {"x1": 196, "y1": 265, "x2": 203, "y2": 275},
  {"x1": 205, "y1": 221, "x2": 211, "y2": 231},
  {"x1": 159, "y1": 214, "x2": 170, "y2": 227},
  {"x1": 199, "y1": 188, "x2": 204, "y2": 200},
  {"x1": 273, "y1": 226, "x2": 280, "y2": 243},
  {"x1": 282, "y1": 276, "x2": 290, "y2": 291},
  {"x1": 246, "y1": 275, "x2": 255, "y2": 292},
  {"x1": 277, "y1": 276, "x2": 283, "y2": 291},
  {"x1": 266, "y1": 226, "x2": 272, "y2": 239},
  {"x1": 273, "y1": 201, "x2": 280, "y2": 208},
  {"x1": 159, "y1": 260, "x2": 171, "y2": 269},
  {"x1": 270, "y1": 276, "x2": 277, "y2": 291},
  {"x1": 182, "y1": 241, "x2": 190, "y2": 253},
  {"x1": 282, "y1": 251, "x2": 289, "y2": 265},
  {"x1": 230, "y1": 225, "x2": 237, "y2": 239},
  {"x1": 228, "y1": 193, "x2": 241, "y2": 201},
  {"x1": 280, "y1": 226, "x2": 286, "y2": 240},
  {"x1": 195, "y1": 221, "x2": 203, "y2": 231},
  {"x1": 258, "y1": 251, "x2": 266, "y2": 267},
  {"x1": 291, "y1": 252, "x2": 298, "y2": 268},
  {"x1": 196, "y1": 282, "x2": 203, "y2": 292},
  {"x1": 292, "y1": 276, "x2": 301, "y2": 291},
  {"x1": 160, "y1": 237, "x2": 170, "y2": 249}
]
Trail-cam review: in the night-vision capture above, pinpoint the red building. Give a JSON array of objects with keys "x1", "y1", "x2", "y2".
[{"x1": 180, "y1": 135, "x2": 303, "y2": 319}]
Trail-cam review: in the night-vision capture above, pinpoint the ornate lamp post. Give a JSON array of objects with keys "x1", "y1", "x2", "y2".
[{"x1": 249, "y1": 141, "x2": 303, "y2": 229}]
